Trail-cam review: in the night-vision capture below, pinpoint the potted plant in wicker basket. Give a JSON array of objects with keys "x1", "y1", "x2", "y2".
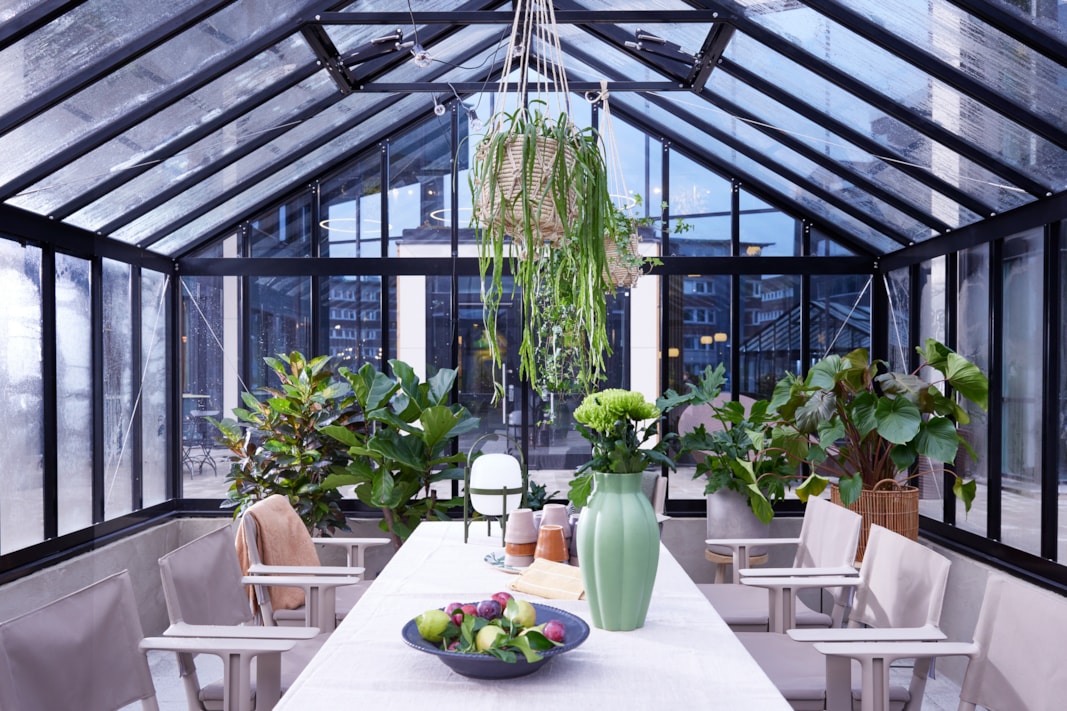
[{"x1": 768, "y1": 338, "x2": 989, "y2": 559}]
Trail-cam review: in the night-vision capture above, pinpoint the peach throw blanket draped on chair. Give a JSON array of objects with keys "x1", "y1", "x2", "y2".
[{"x1": 234, "y1": 494, "x2": 322, "y2": 613}]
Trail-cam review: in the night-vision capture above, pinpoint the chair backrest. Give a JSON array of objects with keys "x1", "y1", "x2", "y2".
[
  {"x1": 849, "y1": 525, "x2": 951, "y2": 630},
  {"x1": 159, "y1": 524, "x2": 254, "y2": 627},
  {"x1": 959, "y1": 576, "x2": 1067, "y2": 711},
  {"x1": 0, "y1": 570, "x2": 159, "y2": 711},
  {"x1": 793, "y1": 497, "x2": 862, "y2": 624},
  {"x1": 792, "y1": 496, "x2": 862, "y2": 568}
]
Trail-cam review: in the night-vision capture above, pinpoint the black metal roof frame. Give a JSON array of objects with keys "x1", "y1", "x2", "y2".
[{"x1": 0, "y1": 0, "x2": 1062, "y2": 262}]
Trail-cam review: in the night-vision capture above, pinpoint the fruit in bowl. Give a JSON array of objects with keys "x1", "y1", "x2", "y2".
[{"x1": 402, "y1": 594, "x2": 590, "y2": 679}]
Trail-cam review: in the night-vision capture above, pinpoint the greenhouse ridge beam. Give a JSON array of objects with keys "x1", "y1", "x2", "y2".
[{"x1": 309, "y1": 10, "x2": 725, "y2": 24}]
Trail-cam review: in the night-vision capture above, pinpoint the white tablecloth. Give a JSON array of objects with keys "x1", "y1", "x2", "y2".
[{"x1": 274, "y1": 521, "x2": 791, "y2": 710}]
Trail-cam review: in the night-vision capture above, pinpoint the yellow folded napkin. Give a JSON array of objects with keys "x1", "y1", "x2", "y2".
[{"x1": 509, "y1": 558, "x2": 585, "y2": 600}]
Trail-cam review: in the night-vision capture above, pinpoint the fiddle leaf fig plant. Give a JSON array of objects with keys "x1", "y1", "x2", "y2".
[{"x1": 321, "y1": 360, "x2": 480, "y2": 548}]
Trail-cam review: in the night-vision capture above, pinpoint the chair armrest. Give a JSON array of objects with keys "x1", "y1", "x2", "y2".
[
  {"x1": 740, "y1": 565, "x2": 859, "y2": 578},
  {"x1": 788, "y1": 624, "x2": 947, "y2": 643},
  {"x1": 242, "y1": 575, "x2": 358, "y2": 632},
  {"x1": 740, "y1": 575, "x2": 860, "y2": 590},
  {"x1": 705, "y1": 537, "x2": 800, "y2": 548},
  {"x1": 706, "y1": 538, "x2": 801, "y2": 583},
  {"x1": 813, "y1": 640, "x2": 979, "y2": 662},
  {"x1": 141, "y1": 635, "x2": 296, "y2": 710},
  {"x1": 248, "y1": 563, "x2": 365, "y2": 577},
  {"x1": 164, "y1": 623, "x2": 320, "y2": 640},
  {"x1": 142, "y1": 635, "x2": 297, "y2": 654},
  {"x1": 814, "y1": 640, "x2": 978, "y2": 711},
  {"x1": 312, "y1": 537, "x2": 391, "y2": 568}
]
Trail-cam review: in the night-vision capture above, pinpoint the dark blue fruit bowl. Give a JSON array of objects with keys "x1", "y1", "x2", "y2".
[{"x1": 401, "y1": 603, "x2": 590, "y2": 679}]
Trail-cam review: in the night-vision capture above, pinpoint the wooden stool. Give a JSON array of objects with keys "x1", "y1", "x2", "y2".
[{"x1": 705, "y1": 547, "x2": 769, "y2": 584}]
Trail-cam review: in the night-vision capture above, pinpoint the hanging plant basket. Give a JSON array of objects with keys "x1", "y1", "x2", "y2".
[
  {"x1": 474, "y1": 134, "x2": 576, "y2": 249},
  {"x1": 830, "y1": 480, "x2": 919, "y2": 562},
  {"x1": 604, "y1": 229, "x2": 642, "y2": 288}
]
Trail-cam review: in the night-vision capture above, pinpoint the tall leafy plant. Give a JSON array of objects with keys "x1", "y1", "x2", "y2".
[
  {"x1": 321, "y1": 361, "x2": 480, "y2": 548},
  {"x1": 210, "y1": 352, "x2": 359, "y2": 535},
  {"x1": 766, "y1": 339, "x2": 989, "y2": 510}
]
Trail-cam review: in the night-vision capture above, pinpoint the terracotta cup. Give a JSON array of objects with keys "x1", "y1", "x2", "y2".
[
  {"x1": 534, "y1": 524, "x2": 569, "y2": 564},
  {"x1": 540, "y1": 503, "x2": 572, "y2": 539}
]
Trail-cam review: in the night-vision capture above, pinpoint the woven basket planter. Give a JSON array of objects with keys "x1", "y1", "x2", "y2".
[
  {"x1": 830, "y1": 481, "x2": 919, "y2": 563},
  {"x1": 474, "y1": 134, "x2": 576, "y2": 249},
  {"x1": 604, "y1": 230, "x2": 642, "y2": 288}
]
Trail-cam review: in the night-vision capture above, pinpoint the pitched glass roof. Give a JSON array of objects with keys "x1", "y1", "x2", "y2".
[{"x1": 0, "y1": 0, "x2": 1063, "y2": 258}]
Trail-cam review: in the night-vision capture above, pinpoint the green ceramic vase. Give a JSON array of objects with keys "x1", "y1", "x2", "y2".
[{"x1": 577, "y1": 470, "x2": 659, "y2": 631}]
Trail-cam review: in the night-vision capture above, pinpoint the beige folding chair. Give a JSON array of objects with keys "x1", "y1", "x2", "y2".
[
  {"x1": 738, "y1": 525, "x2": 951, "y2": 711},
  {"x1": 159, "y1": 525, "x2": 340, "y2": 711},
  {"x1": 700, "y1": 496, "x2": 862, "y2": 632},
  {"x1": 814, "y1": 575, "x2": 1067, "y2": 711},
  {"x1": 235, "y1": 494, "x2": 389, "y2": 630},
  {"x1": 0, "y1": 570, "x2": 295, "y2": 711}
]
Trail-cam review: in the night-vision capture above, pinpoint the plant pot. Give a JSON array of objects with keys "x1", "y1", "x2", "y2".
[
  {"x1": 705, "y1": 489, "x2": 770, "y2": 558},
  {"x1": 604, "y1": 229, "x2": 642, "y2": 288},
  {"x1": 474, "y1": 134, "x2": 576, "y2": 248},
  {"x1": 577, "y1": 471, "x2": 659, "y2": 631},
  {"x1": 830, "y1": 482, "x2": 919, "y2": 562}
]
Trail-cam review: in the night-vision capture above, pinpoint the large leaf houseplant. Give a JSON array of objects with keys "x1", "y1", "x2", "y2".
[
  {"x1": 765, "y1": 338, "x2": 989, "y2": 556},
  {"x1": 321, "y1": 360, "x2": 479, "y2": 548}
]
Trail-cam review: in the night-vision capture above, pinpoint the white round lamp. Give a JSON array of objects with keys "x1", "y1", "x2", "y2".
[{"x1": 469, "y1": 453, "x2": 524, "y2": 516}]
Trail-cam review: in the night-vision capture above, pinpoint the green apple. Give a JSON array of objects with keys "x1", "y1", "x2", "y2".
[
  {"x1": 504, "y1": 598, "x2": 536, "y2": 628},
  {"x1": 414, "y1": 609, "x2": 451, "y2": 643},
  {"x1": 475, "y1": 624, "x2": 507, "y2": 651}
]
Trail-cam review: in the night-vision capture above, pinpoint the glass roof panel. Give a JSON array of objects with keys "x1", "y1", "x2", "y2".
[
  {"x1": 704, "y1": 69, "x2": 984, "y2": 231},
  {"x1": 834, "y1": 0, "x2": 1067, "y2": 133},
  {"x1": 735, "y1": 2, "x2": 1067, "y2": 192},
  {"x1": 984, "y1": 0, "x2": 1067, "y2": 45},
  {"x1": 0, "y1": 0, "x2": 51, "y2": 24},
  {"x1": 614, "y1": 94, "x2": 899, "y2": 254},
  {"x1": 109, "y1": 90, "x2": 397, "y2": 244},
  {"x1": 147, "y1": 94, "x2": 429, "y2": 256},
  {"x1": 644, "y1": 91, "x2": 931, "y2": 243},
  {"x1": 10, "y1": 34, "x2": 314, "y2": 217},
  {"x1": 0, "y1": 0, "x2": 309, "y2": 190},
  {"x1": 0, "y1": 0, "x2": 204, "y2": 116},
  {"x1": 65, "y1": 71, "x2": 334, "y2": 231},
  {"x1": 724, "y1": 33, "x2": 1036, "y2": 215}
]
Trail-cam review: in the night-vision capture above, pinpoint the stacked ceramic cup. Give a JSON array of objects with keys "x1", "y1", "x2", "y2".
[{"x1": 503, "y1": 508, "x2": 537, "y2": 568}]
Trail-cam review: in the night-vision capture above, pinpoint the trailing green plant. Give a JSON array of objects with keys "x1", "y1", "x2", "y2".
[
  {"x1": 471, "y1": 101, "x2": 614, "y2": 399},
  {"x1": 764, "y1": 339, "x2": 989, "y2": 510},
  {"x1": 320, "y1": 360, "x2": 480, "y2": 548},
  {"x1": 210, "y1": 352, "x2": 359, "y2": 535}
]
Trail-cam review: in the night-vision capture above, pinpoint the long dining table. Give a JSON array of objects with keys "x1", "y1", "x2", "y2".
[{"x1": 273, "y1": 520, "x2": 791, "y2": 710}]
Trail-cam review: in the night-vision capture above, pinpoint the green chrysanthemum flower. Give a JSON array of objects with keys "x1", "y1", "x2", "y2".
[{"x1": 573, "y1": 389, "x2": 660, "y2": 433}]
